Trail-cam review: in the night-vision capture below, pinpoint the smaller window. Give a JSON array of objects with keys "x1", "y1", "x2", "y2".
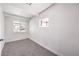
[{"x1": 39, "y1": 18, "x2": 49, "y2": 27}]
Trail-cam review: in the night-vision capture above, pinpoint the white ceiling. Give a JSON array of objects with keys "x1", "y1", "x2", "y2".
[{"x1": 1, "y1": 3, "x2": 53, "y2": 19}]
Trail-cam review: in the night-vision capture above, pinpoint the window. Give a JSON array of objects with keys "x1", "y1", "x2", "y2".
[
  {"x1": 13, "y1": 21, "x2": 26, "y2": 32},
  {"x1": 39, "y1": 18, "x2": 49, "y2": 27}
]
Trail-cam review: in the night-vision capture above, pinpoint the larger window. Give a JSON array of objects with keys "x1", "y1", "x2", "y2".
[{"x1": 13, "y1": 21, "x2": 26, "y2": 32}]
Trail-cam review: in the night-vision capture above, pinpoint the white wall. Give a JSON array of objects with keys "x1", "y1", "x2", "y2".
[
  {"x1": 29, "y1": 3, "x2": 79, "y2": 56},
  {"x1": 5, "y1": 15, "x2": 29, "y2": 42}
]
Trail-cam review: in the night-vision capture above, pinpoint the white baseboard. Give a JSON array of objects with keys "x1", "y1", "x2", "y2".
[
  {"x1": 30, "y1": 37, "x2": 63, "y2": 56},
  {"x1": 5, "y1": 37, "x2": 63, "y2": 56},
  {"x1": 6, "y1": 37, "x2": 29, "y2": 43}
]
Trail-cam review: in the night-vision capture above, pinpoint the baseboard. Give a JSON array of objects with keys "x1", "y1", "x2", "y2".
[
  {"x1": 5, "y1": 37, "x2": 63, "y2": 56},
  {"x1": 6, "y1": 37, "x2": 29, "y2": 43},
  {"x1": 30, "y1": 37, "x2": 63, "y2": 56}
]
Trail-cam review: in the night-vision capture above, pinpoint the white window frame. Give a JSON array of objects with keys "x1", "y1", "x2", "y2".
[{"x1": 39, "y1": 18, "x2": 49, "y2": 27}]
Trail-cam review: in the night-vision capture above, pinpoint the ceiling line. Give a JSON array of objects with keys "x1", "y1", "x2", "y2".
[
  {"x1": 3, "y1": 11, "x2": 30, "y2": 19},
  {"x1": 39, "y1": 3, "x2": 56, "y2": 15},
  {"x1": 29, "y1": 3, "x2": 56, "y2": 21}
]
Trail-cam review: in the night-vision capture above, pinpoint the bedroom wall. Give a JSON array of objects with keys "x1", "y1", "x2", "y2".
[
  {"x1": 29, "y1": 3, "x2": 79, "y2": 56},
  {"x1": 5, "y1": 15, "x2": 29, "y2": 42}
]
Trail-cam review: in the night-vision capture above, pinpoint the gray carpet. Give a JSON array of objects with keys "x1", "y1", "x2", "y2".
[{"x1": 1, "y1": 38, "x2": 57, "y2": 56}]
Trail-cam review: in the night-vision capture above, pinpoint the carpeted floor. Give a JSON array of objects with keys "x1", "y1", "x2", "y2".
[{"x1": 1, "y1": 38, "x2": 57, "y2": 56}]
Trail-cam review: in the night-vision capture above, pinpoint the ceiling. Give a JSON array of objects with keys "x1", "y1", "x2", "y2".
[{"x1": 1, "y1": 3, "x2": 53, "y2": 20}]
